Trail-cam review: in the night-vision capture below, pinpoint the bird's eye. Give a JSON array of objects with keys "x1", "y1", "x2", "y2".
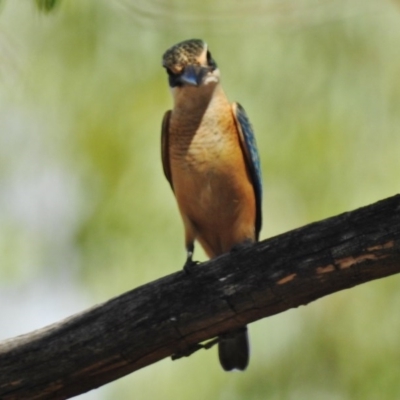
[{"x1": 164, "y1": 66, "x2": 182, "y2": 87}]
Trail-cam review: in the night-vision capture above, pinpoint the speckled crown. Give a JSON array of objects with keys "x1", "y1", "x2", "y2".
[{"x1": 162, "y1": 39, "x2": 205, "y2": 72}]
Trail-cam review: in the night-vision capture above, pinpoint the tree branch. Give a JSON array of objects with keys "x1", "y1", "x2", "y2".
[{"x1": 1, "y1": 195, "x2": 400, "y2": 399}]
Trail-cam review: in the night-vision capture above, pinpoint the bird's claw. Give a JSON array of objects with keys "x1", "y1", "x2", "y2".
[
  {"x1": 171, "y1": 337, "x2": 220, "y2": 360},
  {"x1": 183, "y1": 259, "x2": 200, "y2": 275}
]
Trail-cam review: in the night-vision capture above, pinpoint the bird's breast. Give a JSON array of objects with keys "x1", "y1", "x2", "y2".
[
  {"x1": 169, "y1": 102, "x2": 237, "y2": 182},
  {"x1": 168, "y1": 94, "x2": 252, "y2": 216},
  {"x1": 169, "y1": 86, "x2": 237, "y2": 175}
]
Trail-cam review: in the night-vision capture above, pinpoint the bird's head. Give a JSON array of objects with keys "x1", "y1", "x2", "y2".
[{"x1": 162, "y1": 39, "x2": 220, "y2": 88}]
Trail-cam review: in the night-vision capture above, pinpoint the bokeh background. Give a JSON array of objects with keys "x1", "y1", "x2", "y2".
[{"x1": 1, "y1": 0, "x2": 400, "y2": 398}]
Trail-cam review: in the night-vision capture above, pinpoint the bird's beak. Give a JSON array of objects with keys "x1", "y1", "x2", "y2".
[{"x1": 178, "y1": 65, "x2": 205, "y2": 86}]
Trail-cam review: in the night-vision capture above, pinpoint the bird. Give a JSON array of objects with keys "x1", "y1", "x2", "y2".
[{"x1": 161, "y1": 39, "x2": 262, "y2": 371}]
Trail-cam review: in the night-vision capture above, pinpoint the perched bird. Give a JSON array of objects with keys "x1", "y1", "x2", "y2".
[{"x1": 161, "y1": 39, "x2": 262, "y2": 371}]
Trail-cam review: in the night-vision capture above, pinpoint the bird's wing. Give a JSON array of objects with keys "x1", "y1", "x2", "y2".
[
  {"x1": 161, "y1": 110, "x2": 174, "y2": 190},
  {"x1": 232, "y1": 102, "x2": 262, "y2": 239}
]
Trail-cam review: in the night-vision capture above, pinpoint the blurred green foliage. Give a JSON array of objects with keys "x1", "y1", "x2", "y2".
[
  {"x1": 1, "y1": 0, "x2": 400, "y2": 399},
  {"x1": 35, "y1": 0, "x2": 60, "y2": 13}
]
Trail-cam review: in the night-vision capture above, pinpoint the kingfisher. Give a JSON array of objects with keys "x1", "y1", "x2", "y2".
[{"x1": 161, "y1": 39, "x2": 262, "y2": 371}]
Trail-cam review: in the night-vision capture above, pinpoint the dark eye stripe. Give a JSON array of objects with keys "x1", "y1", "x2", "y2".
[
  {"x1": 168, "y1": 73, "x2": 182, "y2": 88},
  {"x1": 206, "y1": 51, "x2": 217, "y2": 70}
]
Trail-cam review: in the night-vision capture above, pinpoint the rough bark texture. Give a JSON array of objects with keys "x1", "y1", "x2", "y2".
[{"x1": 1, "y1": 195, "x2": 400, "y2": 399}]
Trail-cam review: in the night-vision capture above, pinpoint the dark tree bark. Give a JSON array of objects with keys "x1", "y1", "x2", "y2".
[{"x1": 1, "y1": 195, "x2": 400, "y2": 400}]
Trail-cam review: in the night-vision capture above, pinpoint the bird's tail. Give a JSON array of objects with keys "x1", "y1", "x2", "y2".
[{"x1": 218, "y1": 326, "x2": 249, "y2": 371}]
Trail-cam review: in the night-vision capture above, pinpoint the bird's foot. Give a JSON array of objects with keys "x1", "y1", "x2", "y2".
[
  {"x1": 171, "y1": 337, "x2": 219, "y2": 360},
  {"x1": 183, "y1": 259, "x2": 200, "y2": 275}
]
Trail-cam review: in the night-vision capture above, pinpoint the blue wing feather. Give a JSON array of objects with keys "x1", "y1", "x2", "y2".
[
  {"x1": 161, "y1": 110, "x2": 174, "y2": 191},
  {"x1": 233, "y1": 103, "x2": 262, "y2": 240}
]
